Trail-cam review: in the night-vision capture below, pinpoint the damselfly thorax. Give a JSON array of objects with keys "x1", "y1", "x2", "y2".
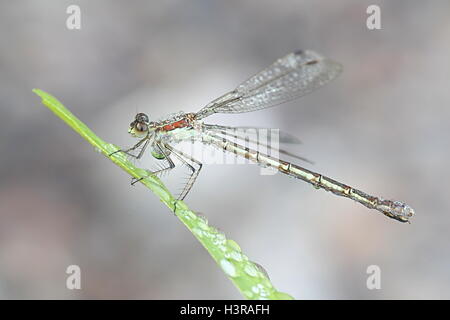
[{"x1": 111, "y1": 50, "x2": 414, "y2": 223}]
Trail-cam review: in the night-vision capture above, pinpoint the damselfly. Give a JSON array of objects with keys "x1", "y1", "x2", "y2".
[{"x1": 111, "y1": 50, "x2": 414, "y2": 223}]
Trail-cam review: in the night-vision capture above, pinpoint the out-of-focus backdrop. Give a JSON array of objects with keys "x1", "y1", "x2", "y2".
[{"x1": 0, "y1": 0, "x2": 449, "y2": 299}]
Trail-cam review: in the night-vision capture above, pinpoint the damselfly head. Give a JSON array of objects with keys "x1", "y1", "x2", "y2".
[{"x1": 128, "y1": 112, "x2": 151, "y2": 137}]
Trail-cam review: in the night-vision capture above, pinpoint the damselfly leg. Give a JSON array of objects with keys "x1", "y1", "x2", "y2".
[
  {"x1": 164, "y1": 144, "x2": 203, "y2": 201},
  {"x1": 109, "y1": 137, "x2": 149, "y2": 159},
  {"x1": 130, "y1": 142, "x2": 176, "y2": 185}
]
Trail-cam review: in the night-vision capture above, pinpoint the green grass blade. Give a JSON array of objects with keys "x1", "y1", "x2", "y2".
[{"x1": 33, "y1": 88, "x2": 294, "y2": 300}]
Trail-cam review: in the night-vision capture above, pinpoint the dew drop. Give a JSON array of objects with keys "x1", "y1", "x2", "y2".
[
  {"x1": 195, "y1": 212, "x2": 208, "y2": 224},
  {"x1": 244, "y1": 264, "x2": 258, "y2": 277},
  {"x1": 213, "y1": 236, "x2": 226, "y2": 246},
  {"x1": 220, "y1": 259, "x2": 237, "y2": 277},
  {"x1": 198, "y1": 221, "x2": 209, "y2": 231},
  {"x1": 251, "y1": 261, "x2": 270, "y2": 280},
  {"x1": 215, "y1": 233, "x2": 226, "y2": 242},
  {"x1": 192, "y1": 228, "x2": 203, "y2": 238},
  {"x1": 253, "y1": 284, "x2": 269, "y2": 298},
  {"x1": 228, "y1": 251, "x2": 243, "y2": 262},
  {"x1": 226, "y1": 239, "x2": 242, "y2": 252},
  {"x1": 209, "y1": 226, "x2": 222, "y2": 236},
  {"x1": 186, "y1": 211, "x2": 197, "y2": 220},
  {"x1": 211, "y1": 232, "x2": 226, "y2": 245}
]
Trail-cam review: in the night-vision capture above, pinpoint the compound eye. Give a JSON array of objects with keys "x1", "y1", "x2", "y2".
[
  {"x1": 135, "y1": 113, "x2": 149, "y2": 123},
  {"x1": 135, "y1": 122, "x2": 148, "y2": 132}
]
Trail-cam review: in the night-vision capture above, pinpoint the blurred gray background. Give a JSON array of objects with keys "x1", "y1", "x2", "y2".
[{"x1": 0, "y1": 0, "x2": 449, "y2": 299}]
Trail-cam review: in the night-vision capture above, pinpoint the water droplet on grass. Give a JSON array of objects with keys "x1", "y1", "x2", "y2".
[
  {"x1": 220, "y1": 259, "x2": 237, "y2": 277},
  {"x1": 228, "y1": 251, "x2": 243, "y2": 262},
  {"x1": 251, "y1": 261, "x2": 270, "y2": 280},
  {"x1": 192, "y1": 228, "x2": 204, "y2": 238},
  {"x1": 197, "y1": 221, "x2": 209, "y2": 231},
  {"x1": 244, "y1": 265, "x2": 258, "y2": 277},
  {"x1": 251, "y1": 284, "x2": 269, "y2": 299},
  {"x1": 212, "y1": 233, "x2": 226, "y2": 246},
  {"x1": 195, "y1": 212, "x2": 208, "y2": 224},
  {"x1": 226, "y1": 239, "x2": 241, "y2": 252},
  {"x1": 215, "y1": 233, "x2": 225, "y2": 242},
  {"x1": 186, "y1": 211, "x2": 197, "y2": 220}
]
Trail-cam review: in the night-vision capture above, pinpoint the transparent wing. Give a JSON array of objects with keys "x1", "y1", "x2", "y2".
[
  {"x1": 202, "y1": 124, "x2": 314, "y2": 164},
  {"x1": 202, "y1": 124, "x2": 302, "y2": 144},
  {"x1": 195, "y1": 50, "x2": 342, "y2": 119}
]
